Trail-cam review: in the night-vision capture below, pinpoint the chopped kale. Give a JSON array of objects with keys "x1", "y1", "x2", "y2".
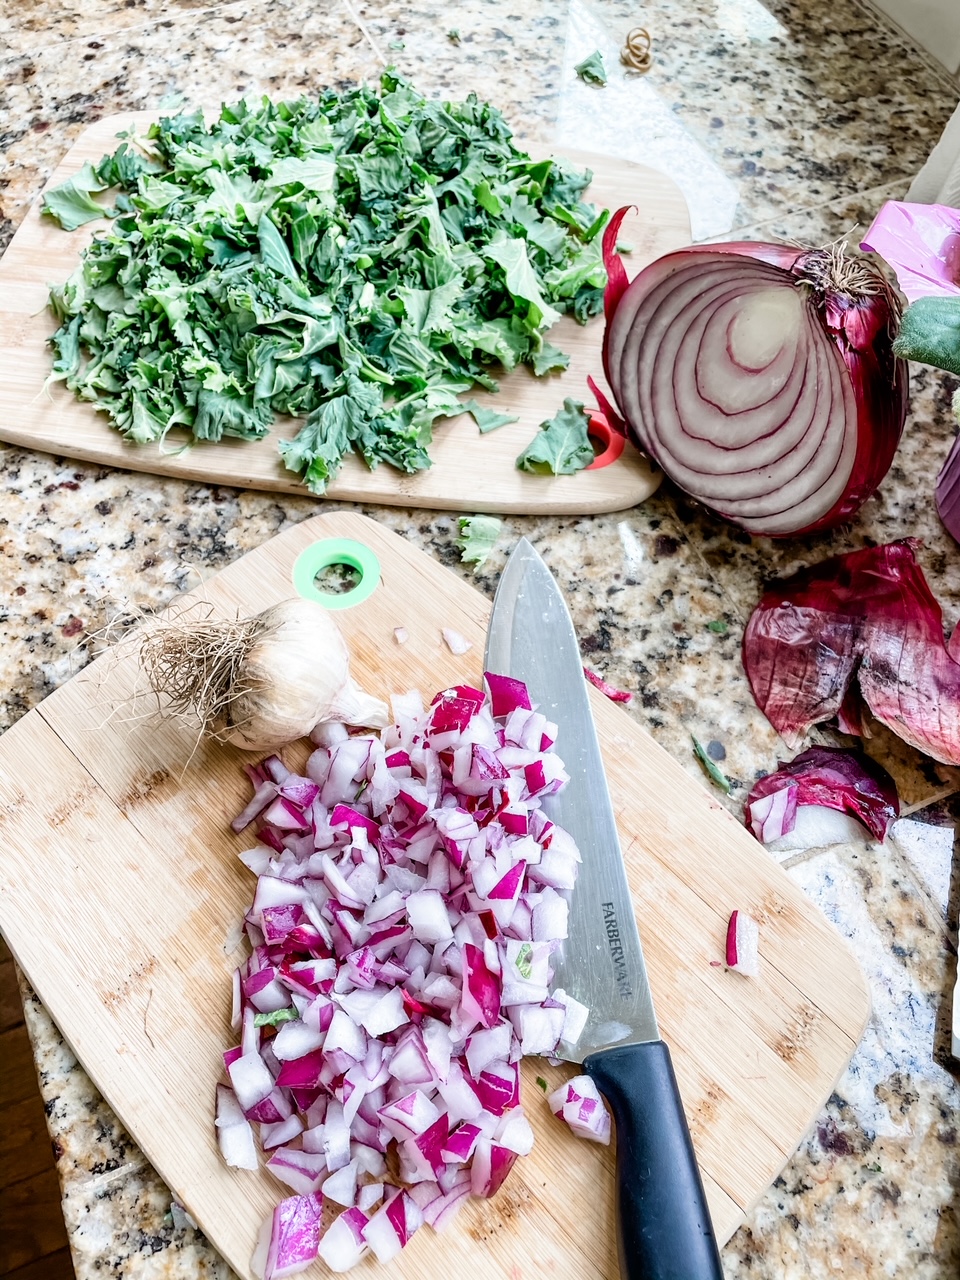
[
  {"x1": 516, "y1": 397, "x2": 595, "y2": 475},
  {"x1": 44, "y1": 74, "x2": 609, "y2": 492}
]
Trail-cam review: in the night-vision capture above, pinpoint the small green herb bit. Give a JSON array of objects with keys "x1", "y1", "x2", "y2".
[
  {"x1": 458, "y1": 515, "x2": 502, "y2": 568},
  {"x1": 692, "y1": 736, "x2": 732, "y2": 794},
  {"x1": 515, "y1": 941, "x2": 534, "y2": 979},
  {"x1": 706, "y1": 619, "x2": 728, "y2": 634},
  {"x1": 253, "y1": 1007, "x2": 299, "y2": 1027},
  {"x1": 516, "y1": 398, "x2": 595, "y2": 475},
  {"x1": 575, "y1": 50, "x2": 608, "y2": 86},
  {"x1": 448, "y1": 28, "x2": 461, "y2": 43},
  {"x1": 44, "y1": 74, "x2": 612, "y2": 494},
  {"x1": 536, "y1": 1076, "x2": 548, "y2": 1092},
  {"x1": 460, "y1": 398, "x2": 519, "y2": 434}
]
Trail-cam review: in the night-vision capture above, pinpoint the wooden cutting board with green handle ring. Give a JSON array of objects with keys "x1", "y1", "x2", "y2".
[{"x1": 0, "y1": 511, "x2": 869, "y2": 1279}]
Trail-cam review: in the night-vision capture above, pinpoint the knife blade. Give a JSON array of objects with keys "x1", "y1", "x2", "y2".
[{"x1": 484, "y1": 537, "x2": 723, "y2": 1280}]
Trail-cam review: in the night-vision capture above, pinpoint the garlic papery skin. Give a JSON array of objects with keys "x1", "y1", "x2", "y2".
[{"x1": 221, "y1": 598, "x2": 390, "y2": 751}]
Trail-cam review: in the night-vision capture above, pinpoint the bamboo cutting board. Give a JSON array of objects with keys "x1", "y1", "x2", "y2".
[
  {"x1": 0, "y1": 513, "x2": 869, "y2": 1279},
  {"x1": 0, "y1": 113, "x2": 691, "y2": 514}
]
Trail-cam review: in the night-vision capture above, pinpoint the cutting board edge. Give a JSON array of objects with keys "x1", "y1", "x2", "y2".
[{"x1": 0, "y1": 421, "x2": 663, "y2": 514}]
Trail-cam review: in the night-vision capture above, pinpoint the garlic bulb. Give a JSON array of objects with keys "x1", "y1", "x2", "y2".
[{"x1": 139, "y1": 597, "x2": 389, "y2": 751}]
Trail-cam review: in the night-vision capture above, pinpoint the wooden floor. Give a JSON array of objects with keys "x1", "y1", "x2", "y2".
[{"x1": 0, "y1": 934, "x2": 75, "y2": 1280}]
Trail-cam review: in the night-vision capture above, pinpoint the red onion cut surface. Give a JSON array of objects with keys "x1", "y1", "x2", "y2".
[
  {"x1": 601, "y1": 229, "x2": 908, "y2": 536},
  {"x1": 218, "y1": 677, "x2": 590, "y2": 1276},
  {"x1": 743, "y1": 539, "x2": 960, "y2": 766}
]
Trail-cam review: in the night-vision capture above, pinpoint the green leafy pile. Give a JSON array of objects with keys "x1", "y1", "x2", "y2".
[{"x1": 45, "y1": 73, "x2": 609, "y2": 492}]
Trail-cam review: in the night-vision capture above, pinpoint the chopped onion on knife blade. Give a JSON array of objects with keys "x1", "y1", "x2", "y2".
[
  {"x1": 743, "y1": 539, "x2": 960, "y2": 766},
  {"x1": 600, "y1": 226, "x2": 907, "y2": 536},
  {"x1": 218, "y1": 678, "x2": 588, "y2": 1275}
]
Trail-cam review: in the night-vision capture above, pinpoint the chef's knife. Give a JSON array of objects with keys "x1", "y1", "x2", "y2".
[{"x1": 484, "y1": 538, "x2": 723, "y2": 1280}]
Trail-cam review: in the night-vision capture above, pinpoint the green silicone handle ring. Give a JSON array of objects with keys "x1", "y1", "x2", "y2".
[{"x1": 292, "y1": 538, "x2": 381, "y2": 610}]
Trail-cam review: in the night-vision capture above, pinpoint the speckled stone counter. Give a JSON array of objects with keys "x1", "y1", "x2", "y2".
[{"x1": 2, "y1": 0, "x2": 960, "y2": 1276}]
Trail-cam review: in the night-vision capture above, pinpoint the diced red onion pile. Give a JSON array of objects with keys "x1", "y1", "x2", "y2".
[{"x1": 217, "y1": 676, "x2": 602, "y2": 1277}]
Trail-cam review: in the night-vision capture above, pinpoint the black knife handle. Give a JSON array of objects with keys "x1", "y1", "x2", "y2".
[{"x1": 583, "y1": 1040, "x2": 724, "y2": 1280}]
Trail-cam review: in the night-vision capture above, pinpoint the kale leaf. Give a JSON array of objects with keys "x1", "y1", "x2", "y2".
[{"x1": 515, "y1": 398, "x2": 595, "y2": 475}]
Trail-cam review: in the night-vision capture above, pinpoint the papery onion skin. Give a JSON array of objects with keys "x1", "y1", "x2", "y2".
[
  {"x1": 600, "y1": 226, "x2": 908, "y2": 537},
  {"x1": 745, "y1": 746, "x2": 899, "y2": 844},
  {"x1": 744, "y1": 539, "x2": 960, "y2": 765}
]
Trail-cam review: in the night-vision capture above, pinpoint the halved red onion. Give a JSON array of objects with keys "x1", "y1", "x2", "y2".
[
  {"x1": 601, "y1": 230, "x2": 907, "y2": 536},
  {"x1": 223, "y1": 676, "x2": 588, "y2": 1276}
]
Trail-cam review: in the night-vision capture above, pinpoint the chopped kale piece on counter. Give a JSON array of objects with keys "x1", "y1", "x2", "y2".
[
  {"x1": 457, "y1": 514, "x2": 502, "y2": 567},
  {"x1": 574, "y1": 50, "x2": 608, "y2": 86},
  {"x1": 515, "y1": 397, "x2": 595, "y2": 475},
  {"x1": 44, "y1": 74, "x2": 609, "y2": 493}
]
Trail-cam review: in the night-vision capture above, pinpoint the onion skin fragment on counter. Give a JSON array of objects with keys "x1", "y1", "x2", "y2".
[
  {"x1": 743, "y1": 539, "x2": 960, "y2": 766},
  {"x1": 745, "y1": 745, "x2": 899, "y2": 845}
]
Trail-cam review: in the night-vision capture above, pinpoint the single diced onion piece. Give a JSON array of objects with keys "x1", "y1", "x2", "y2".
[
  {"x1": 322, "y1": 1158, "x2": 359, "y2": 1207},
  {"x1": 266, "y1": 1147, "x2": 327, "y2": 1195},
  {"x1": 725, "y1": 910, "x2": 760, "y2": 977},
  {"x1": 251, "y1": 1192, "x2": 324, "y2": 1279},
  {"x1": 317, "y1": 1207, "x2": 369, "y2": 1273},
  {"x1": 228, "y1": 1051, "x2": 274, "y2": 1114},
  {"x1": 357, "y1": 1183, "x2": 385, "y2": 1213},
  {"x1": 362, "y1": 1189, "x2": 423, "y2": 1262},
  {"x1": 216, "y1": 1114, "x2": 259, "y2": 1171},
  {"x1": 406, "y1": 888, "x2": 454, "y2": 943},
  {"x1": 548, "y1": 1075, "x2": 612, "y2": 1145},
  {"x1": 442, "y1": 627, "x2": 473, "y2": 654}
]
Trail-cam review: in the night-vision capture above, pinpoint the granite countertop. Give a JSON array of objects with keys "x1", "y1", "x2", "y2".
[{"x1": 2, "y1": 0, "x2": 960, "y2": 1275}]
